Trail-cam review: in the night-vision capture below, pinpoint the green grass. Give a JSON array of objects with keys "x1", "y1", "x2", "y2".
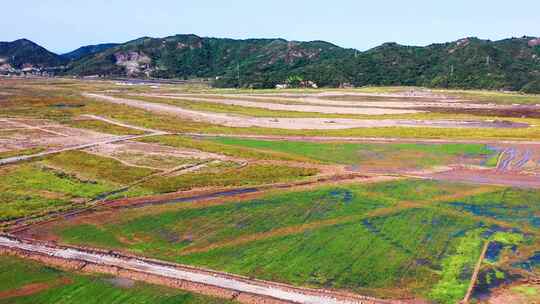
[
  {"x1": 209, "y1": 137, "x2": 498, "y2": 167},
  {"x1": 444, "y1": 188, "x2": 540, "y2": 229},
  {"x1": 46, "y1": 178, "x2": 540, "y2": 302},
  {"x1": 0, "y1": 163, "x2": 115, "y2": 221},
  {"x1": 43, "y1": 151, "x2": 157, "y2": 186},
  {"x1": 66, "y1": 119, "x2": 146, "y2": 135},
  {"x1": 3, "y1": 80, "x2": 540, "y2": 141},
  {"x1": 180, "y1": 207, "x2": 480, "y2": 301},
  {"x1": 51, "y1": 180, "x2": 487, "y2": 301},
  {"x1": 0, "y1": 148, "x2": 45, "y2": 159},
  {"x1": 428, "y1": 230, "x2": 484, "y2": 304},
  {"x1": 135, "y1": 164, "x2": 318, "y2": 194},
  {"x1": 442, "y1": 89, "x2": 540, "y2": 105},
  {"x1": 0, "y1": 256, "x2": 235, "y2": 304},
  {"x1": 512, "y1": 285, "x2": 539, "y2": 296},
  {"x1": 139, "y1": 135, "x2": 317, "y2": 162},
  {"x1": 0, "y1": 256, "x2": 61, "y2": 292}
]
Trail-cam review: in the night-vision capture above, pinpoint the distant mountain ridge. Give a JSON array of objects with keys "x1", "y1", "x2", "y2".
[
  {"x1": 0, "y1": 39, "x2": 66, "y2": 69},
  {"x1": 1, "y1": 34, "x2": 540, "y2": 92},
  {"x1": 62, "y1": 43, "x2": 119, "y2": 61}
]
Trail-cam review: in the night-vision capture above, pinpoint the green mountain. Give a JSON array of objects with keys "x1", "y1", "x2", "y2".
[
  {"x1": 62, "y1": 43, "x2": 119, "y2": 61},
  {"x1": 64, "y1": 34, "x2": 348, "y2": 85},
  {"x1": 2, "y1": 35, "x2": 539, "y2": 92},
  {"x1": 0, "y1": 39, "x2": 66, "y2": 68},
  {"x1": 65, "y1": 34, "x2": 540, "y2": 92}
]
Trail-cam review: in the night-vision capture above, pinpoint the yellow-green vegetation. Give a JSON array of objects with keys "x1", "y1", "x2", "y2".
[
  {"x1": 43, "y1": 151, "x2": 157, "y2": 186},
  {"x1": 0, "y1": 163, "x2": 115, "y2": 221},
  {"x1": 428, "y1": 230, "x2": 484, "y2": 303},
  {"x1": 0, "y1": 148, "x2": 45, "y2": 159},
  {"x1": 511, "y1": 285, "x2": 539, "y2": 297},
  {"x1": 140, "y1": 135, "x2": 317, "y2": 163},
  {"x1": 50, "y1": 180, "x2": 510, "y2": 302},
  {"x1": 209, "y1": 137, "x2": 499, "y2": 168},
  {"x1": 0, "y1": 256, "x2": 235, "y2": 304},
  {"x1": 135, "y1": 164, "x2": 318, "y2": 193},
  {"x1": 442, "y1": 89, "x2": 540, "y2": 105},
  {"x1": 121, "y1": 93, "x2": 513, "y2": 122},
  {"x1": 114, "y1": 152, "x2": 200, "y2": 170},
  {"x1": 66, "y1": 119, "x2": 146, "y2": 135},
  {"x1": 2, "y1": 79, "x2": 540, "y2": 141},
  {"x1": 445, "y1": 188, "x2": 540, "y2": 229}
]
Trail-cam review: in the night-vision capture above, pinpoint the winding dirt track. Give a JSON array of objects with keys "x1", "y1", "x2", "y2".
[
  {"x1": 85, "y1": 93, "x2": 527, "y2": 130},
  {"x1": 0, "y1": 236, "x2": 395, "y2": 304},
  {"x1": 0, "y1": 132, "x2": 167, "y2": 166},
  {"x1": 158, "y1": 93, "x2": 522, "y2": 110},
  {"x1": 141, "y1": 94, "x2": 424, "y2": 115}
]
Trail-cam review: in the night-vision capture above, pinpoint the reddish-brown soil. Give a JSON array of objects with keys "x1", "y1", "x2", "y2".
[
  {"x1": 0, "y1": 277, "x2": 71, "y2": 300},
  {"x1": 426, "y1": 167, "x2": 540, "y2": 189}
]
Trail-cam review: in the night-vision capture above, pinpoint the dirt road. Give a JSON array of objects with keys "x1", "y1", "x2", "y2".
[
  {"x1": 85, "y1": 93, "x2": 528, "y2": 130},
  {"x1": 159, "y1": 93, "x2": 522, "y2": 110},
  {"x1": 0, "y1": 132, "x2": 167, "y2": 166},
  {"x1": 0, "y1": 235, "x2": 393, "y2": 304},
  {"x1": 141, "y1": 94, "x2": 424, "y2": 115}
]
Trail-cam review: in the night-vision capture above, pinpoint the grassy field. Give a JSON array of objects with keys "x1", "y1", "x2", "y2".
[
  {"x1": 134, "y1": 163, "x2": 318, "y2": 193},
  {"x1": 139, "y1": 135, "x2": 317, "y2": 163},
  {"x1": 0, "y1": 256, "x2": 235, "y2": 304},
  {"x1": 208, "y1": 137, "x2": 499, "y2": 168},
  {"x1": 43, "y1": 151, "x2": 158, "y2": 186},
  {"x1": 3, "y1": 79, "x2": 540, "y2": 304},
  {"x1": 0, "y1": 163, "x2": 116, "y2": 221},
  {"x1": 40, "y1": 179, "x2": 535, "y2": 303},
  {"x1": 0, "y1": 148, "x2": 319, "y2": 222},
  {"x1": 0, "y1": 148, "x2": 45, "y2": 160},
  {"x1": 2, "y1": 79, "x2": 540, "y2": 141},
  {"x1": 66, "y1": 119, "x2": 146, "y2": 135}
]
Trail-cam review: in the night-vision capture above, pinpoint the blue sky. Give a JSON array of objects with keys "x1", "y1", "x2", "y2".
[{"x1": 2, "y1": 0, "x2": 539, "y2": 53}]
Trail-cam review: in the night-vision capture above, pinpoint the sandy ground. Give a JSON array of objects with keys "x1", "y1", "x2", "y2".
[
  {"x1": 88, "y1": 141, "x2": 233, "y2": 161},
  {"x1": 85, "y1": 94, "x2": 528, "y2": 130},
  {"x1": 159, "y1": 92, "x2": 522, "y2": 110},
  {"x1": 140, "y1": 94, "x2": 424, "y2": 114},
  {"x1": 86, "y1": 141, "x2": 237, "y2": 171},
  {"x1": 80, "y1": 114, "x2": 161, "y2": 133},
  {"x1": 0, "y1": 118, "x2": 117, "y2": 152}
]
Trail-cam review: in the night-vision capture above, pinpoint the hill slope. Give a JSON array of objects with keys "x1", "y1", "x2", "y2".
[
  {"x1": 62, "y1": 43, "x2": 119, "y2": 61},
  {"x1": 65, "y1": 34, "x2": 540, "y2": 91},
  {"x1": 0, "y1": 39, "x2": 66, "y2": 69}
]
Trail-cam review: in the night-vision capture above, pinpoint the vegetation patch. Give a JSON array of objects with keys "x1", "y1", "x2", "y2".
[
  {"x1": 0, "y1": 147, "x2": 45, "y2": 159},
  {"x1": 0, "y1": 163, "x2": 114, "y2": 221},
  {"x1": 66, "y1": 119, "x2": 146, "y2": 135},
  {"x1": 210, "y1": 137, "x2": 498, "y2": 168},
  {"x1": 428, "y1": 230, "x2": 484, "y2": 304},
  {"x1": 49, "y1": 180, "x2": 487, "y2": 300},
  {"x1": 43, "y1": 151, "x2": 157, "y2": 186},
  {"x1": 446, "y1": 188, "x2": 540, "y2": 228},
  {"x1": 0, "y1": 256, "x2": 235, "y2": 304},
  {"x1": 135, "y1": 164, "x2": 318, "y2": 194},
  {"x1": 139, "y1": 135, "x2": 316, "y2": 162}
]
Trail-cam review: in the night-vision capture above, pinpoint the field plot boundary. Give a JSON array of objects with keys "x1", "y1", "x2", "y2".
[
  {"x1": 0, "y1": 235, "x2": 400, "y2": 304},
  {"x1": 85, "y1": 93, "x2": 528, "y2": 130},
  {"x1": 179, "y1": 133, "x2": 540, "y2": 146},
  {"x1": 7, "y1": 173, "x2": 397, "y2": 234}
]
